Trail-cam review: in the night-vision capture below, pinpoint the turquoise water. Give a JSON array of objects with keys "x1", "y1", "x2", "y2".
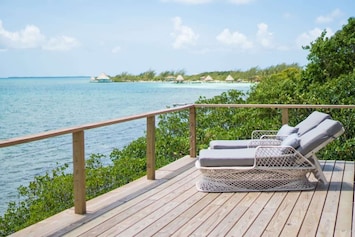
[{"x1": 0, "y1": 77, "x2": 252, "y2": 215}]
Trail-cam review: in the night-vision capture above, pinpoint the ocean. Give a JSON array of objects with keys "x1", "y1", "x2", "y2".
[{"x1": 0, "y1": 76, "x2": 252, "y2": 215}]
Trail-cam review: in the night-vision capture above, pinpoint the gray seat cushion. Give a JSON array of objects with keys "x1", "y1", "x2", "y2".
[
  {"x1": 297, "y1": 119, "x2": 344, "y2": 156},
  {"x1": 199, "y1": 148, "x2": 256, "y2": 167},
  {"x1": 296, "y1": 111, "x2": 331, "y2": 136}
]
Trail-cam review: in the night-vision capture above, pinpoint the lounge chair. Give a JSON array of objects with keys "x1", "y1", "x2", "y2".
[
  {"x1": 209, "y1": 111, "x2": 331, "y2": 149},
  {"x1": 196, "y1": 116, "x2": 344, "y2": 192}
]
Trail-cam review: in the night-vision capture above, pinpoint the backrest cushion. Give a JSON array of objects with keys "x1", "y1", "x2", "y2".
[
  {"x1": 296, "y1": 111, "x2": 331, "y2": 136},
  {"x1": 297, "y1": 119, "x2": 344, "y2": 156},
  {"x1": 277, "y1": 124, "x2": 299, "y2": 140}
]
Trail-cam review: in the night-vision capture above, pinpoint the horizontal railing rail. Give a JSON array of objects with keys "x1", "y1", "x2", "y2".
[
  {"x1": 0, "y1": 104, "x2": 192, "y2": 148},
  {"x1": 195, "y1": 104, "x2": 355, "y2": 124},
  {"x1": 1, "y1": 104, "x2": 355, "y2": 214},
  {"x1": 0, "y1": 104, "x2": 193, "y2": 214}
]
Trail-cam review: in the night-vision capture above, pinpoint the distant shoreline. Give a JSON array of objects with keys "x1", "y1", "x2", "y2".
[
  {"x1": 1, "y1": 76, "x2": 254, "y2": 85},
  {"x1": 6, "y1": 76, "x2": 90, "y2": 79}
]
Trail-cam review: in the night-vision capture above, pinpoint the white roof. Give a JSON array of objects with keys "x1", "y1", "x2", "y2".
[
  {"x1": 204, "y1": 75, "x2": 213, "y2": 81},
  {"x1": 97, "y1": 72, "x2": 109, "y2": 79},
  {"x1": 226, "y1": 75, "x2": 234, "y2": 81},
  {"x1": 176, "y1": 75, "x2": 184, "y2": 81}
]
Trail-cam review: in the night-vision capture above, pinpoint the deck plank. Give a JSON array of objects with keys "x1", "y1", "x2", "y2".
[
  {"x1": 207, "y1": 192, "x2": 261, "y2": 236},
  {"x1": 116, "y1": 183, "x2": 200, "y2": 236},
  {"x1": 86, "y1": 171, "x2": 200, "y2": 236},
  {"x1": 10, "y1": 159, "x2": 354, "y2": 237},
  {"x1": 243, "y1": 192, "x2": 287, "y2": 237},
  {"x1": 297, "y1": 160, "x2": 333, "y2": 237},
  {"x1": 65, "y1": 157, "x2": 198, "y2": 237},
  {"x1": 281, "y1": 161, "x2": 338, "y2": 237},
  {"x1": 134, "y1": 190, "x2": 208, "y2": 236},
  {"x1": 334, "y1": 161, "x2": 354, "y2": 237},
  {"x1": 187, "y1": 192, "x2": 245, "y2": 236},
  {"x1": 156, "y1": 192, "x2": 221, "y2": 236},
  {"x1": 226, "y1": 192, "x2": 275, "y2": 236},
  {"x1": 169, "y1": 192, "x2": 229, "y2": 237},
  {"x1": 261, "y1": 191, "x2": 301, "y2": 236},
  {"x1": 317, "y1": 161, "x2": 345, "y2": 236},
  {"x1": 279, "y1": 188, "x2": 314, "y2": 236}
]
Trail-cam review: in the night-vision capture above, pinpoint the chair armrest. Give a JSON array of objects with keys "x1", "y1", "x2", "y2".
[
  {"x1": 251, "y1": 130, "x2": 278, "y2": 139},
  {"x1": 259, "y1": 134, "x2": 287, "y2": 140},
  {"x1": 247, "y1": 139, "x2": 281, "y2": 148},
  {"x1": 195, "y1": 160, "x2": 256, "y2": 170},
  {"x1": 254, "y1": 146, "x2": 314, "y2": 168}
]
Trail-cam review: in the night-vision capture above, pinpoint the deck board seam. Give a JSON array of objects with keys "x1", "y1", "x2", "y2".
[
  {"x1": 78, "y1": 168, "x2": 200, "y2": 236},
  {"x1": 9, "y1": 160, "x2": 354, "y2": 237},
  {"x1": 316, "y1": 160, "x2": 344, "y2": 236}
]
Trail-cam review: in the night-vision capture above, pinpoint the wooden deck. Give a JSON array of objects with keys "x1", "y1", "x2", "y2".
[{"x1": 11, "y1": 156, "x2": 355, "y2": 237}]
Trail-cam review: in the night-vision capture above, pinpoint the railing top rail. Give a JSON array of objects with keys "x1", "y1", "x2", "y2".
[
  {"x1": 1, "y1": 103, "x2": 355, "y2": 148},
  {"x1": 0, "y1": 104, "x2": 193, "y2": 148},
  {"x1": 194, "y1": 104, "x2": 355, "y2": 109}
]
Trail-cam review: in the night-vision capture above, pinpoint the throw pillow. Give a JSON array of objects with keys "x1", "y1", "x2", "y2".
[{"x1": 277, "y1": 124, "x2": 299, "y2": 140}]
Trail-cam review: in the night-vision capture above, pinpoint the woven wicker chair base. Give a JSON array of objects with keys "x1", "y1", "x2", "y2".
[{"x1": 196, "y1": 168, "x2": 316, "y2": 192}]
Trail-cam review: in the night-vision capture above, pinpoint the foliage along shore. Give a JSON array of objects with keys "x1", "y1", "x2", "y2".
[
  {"x1": 0, "y1": 17, "x2": 354, "y2": 236},
  {"x1": 110, "y1": 63, "x2": 300, "y2": 83}
]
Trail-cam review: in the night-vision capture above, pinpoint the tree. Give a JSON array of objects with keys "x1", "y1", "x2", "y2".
[
  {"x1": 140, "y1": 69, "x2": 156, "y2": 80},
  {"x1": 302, "y1": 17, "x2": 355, "y2": 85},
  {"x1": 247, "y1": 67, "x2": 302, "y2": 104}
]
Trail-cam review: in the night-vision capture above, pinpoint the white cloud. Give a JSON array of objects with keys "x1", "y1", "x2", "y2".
[
  {"x1": 216, "y1": 28, "x2": 253, "y2": 49},
  {"x1": 256, "y1": 23, "x2": 273, "y2": 48},
  {"x1": 316, "y1": 9, "x2": 342, "y2": 24},
  {"x1": 216, "y1": 23, "x2": 291, "y2": 51},
  {"x1": 0, "y1": 20, "x2": 45, "y2": 49},
  {"x1": 216, "y1": 23, "x2": 290, "y2": 51},
  {"x1": 296, "y1": 27, "x2": 334, "y2": 48},
  {"x1": 42, "y1": 36, "x2": 80, "y2": 51},
  {"x1": 0, "y1": 20, "x2": 79, "y2": 51},
  {"x1": 171, "y1": 17, "x2": 199, "y2": 49}
]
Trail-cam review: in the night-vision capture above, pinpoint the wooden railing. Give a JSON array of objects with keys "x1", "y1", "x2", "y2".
[
  {"x1": 0, "y1": 104, "x2": 193, "y2": 214},
  {"x1": 1, "y1": 104, "x2": 355, "y2": 214},
  {"x1": 195, "y1": 104, "x2": 355, "y2": 124}
]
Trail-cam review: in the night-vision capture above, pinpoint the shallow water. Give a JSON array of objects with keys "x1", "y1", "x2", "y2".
[{"x1": 0, "y1": 77, "x2": 252, "y2": 215}]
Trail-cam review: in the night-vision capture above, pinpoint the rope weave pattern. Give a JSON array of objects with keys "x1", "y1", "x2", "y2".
[{"x1": 196, "y1": 146, "x2": 317, "y2": 192}]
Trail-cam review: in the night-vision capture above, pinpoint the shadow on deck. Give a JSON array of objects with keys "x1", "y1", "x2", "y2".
[{"x1": 11, "y1": 156, "x2": 355, "y2": 237}]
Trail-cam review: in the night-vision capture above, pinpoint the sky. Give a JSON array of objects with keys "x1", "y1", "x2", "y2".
[{"x1": 0, "y1": 0, "x2": 354, "y2": 77}]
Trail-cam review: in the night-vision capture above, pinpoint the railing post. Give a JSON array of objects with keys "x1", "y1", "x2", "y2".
[
  {"x1": 189, "y1": 106, "x2": 197, "y2": 158},
  {"x1": 146, "y1": 116, "x2": 156, "y2": 180},
  {"x1": 72, "y1": 130, "x2": 86, "y2": 214},
  {"x1": 281, "y1": 108, "x2": 289, "y2": 124}
]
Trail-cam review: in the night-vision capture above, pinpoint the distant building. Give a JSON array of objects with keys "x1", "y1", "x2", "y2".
[
  {"x1": 225, "y1": 75, "x2": 234, "y2": 82},
  {"x1": 204, "y1": 75, "x2": 213, "y2": 82},
  {"x1": 90, "y1": 72, "x2": 112, "y2": 83},
  {"x1": 165, "y1": 76, "x2": 176, "y2": 81},
  {"x1": 175, "y1": 75, "x2": 184, "y2": 83}
]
